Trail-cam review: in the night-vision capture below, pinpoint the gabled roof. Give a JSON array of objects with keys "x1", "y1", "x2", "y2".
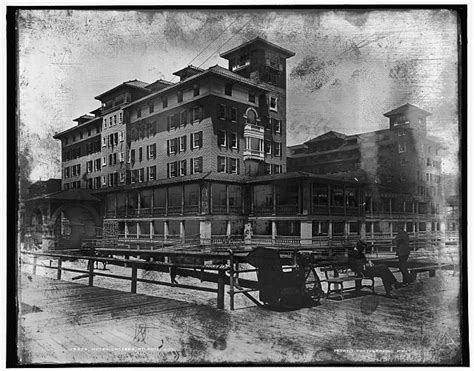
[
  {"x1": 305, "y1": 131, "x2": 347, "y2": 144},
  {"x1": 73, "y1": 114, "x2": 94, "y2": 124},
  {"x1": 53, "y1": 116, "x2": 101, "y2": 139},
  {"x1": 172, "y1": 65, "x2": 204, "y2": 79},
  {"x1": 123, "y1": 64, "x2": 269, "y2": 110},
  {"x1": 220, "y1": 36, "x2": 295, "y2": 59},
  {"x1": 94, "y1": 79, "x2": 150, "y2": 101},
  {"x1": 383, "y1": 103, "x2": 432, "y2": 117}
]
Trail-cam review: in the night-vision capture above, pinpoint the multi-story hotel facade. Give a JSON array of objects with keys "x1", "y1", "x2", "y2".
[{"x1": 39, "y1": 37, "x2": 445, "y2": 250}]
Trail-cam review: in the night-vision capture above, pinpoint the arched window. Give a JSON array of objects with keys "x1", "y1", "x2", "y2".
[{"x1": 245, "y1": 108, "x2": 258, "y2": 124}]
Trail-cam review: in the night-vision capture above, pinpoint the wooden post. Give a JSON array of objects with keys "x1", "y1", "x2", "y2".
[
  {"x1": 217, "y1": 269, "x2": 225, "y2": 310},
  {"x1": 57, "y1": 257, "x2": 62, "y2": 280},
  {"x1": 229, "y1": 250, "x2": 235, "y2": 311},
  {"x1": 32, "y1": 255, "x2": 37, "y2": 275},
  {"x1": 131, "y1": 263, "x2": 137, "y2": 294},
  {"x1": 88, "y1": 258, "x2": 94, "y2": 286}
]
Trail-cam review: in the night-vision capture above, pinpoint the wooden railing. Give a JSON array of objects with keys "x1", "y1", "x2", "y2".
[{"x1": 21, "y1": 250, "x2": 228, "y2": 310}]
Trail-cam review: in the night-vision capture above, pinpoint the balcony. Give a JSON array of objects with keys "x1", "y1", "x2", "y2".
[
  {"x1": 244, "y1": 124, "x2": 264, "y2": 139},
  {"x1": 243, "y1": 149, "x2": 265, "y2": 161}
]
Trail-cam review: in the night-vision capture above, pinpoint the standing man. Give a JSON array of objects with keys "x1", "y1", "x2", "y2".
[{"x1": 393, "y1": 225, "x2": 413, "y2": 284}]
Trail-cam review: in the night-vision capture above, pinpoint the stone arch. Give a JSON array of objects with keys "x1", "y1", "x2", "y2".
[
  {"x1": 50, "y1": 203, "x2": 101, "y2": 240},
  {"x1": 244, "y1": 107, "x2": 259, "y2": 124}
]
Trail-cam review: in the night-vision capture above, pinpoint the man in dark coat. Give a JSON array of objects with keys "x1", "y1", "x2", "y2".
[
  {"x1": 348, "y1": 240, "x2": 401, "y2": 297},
  {"x1": 393, "y1": 226, "x2": 413, "y2": 284}
]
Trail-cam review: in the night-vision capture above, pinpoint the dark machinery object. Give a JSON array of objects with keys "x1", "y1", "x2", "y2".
[{"x1": 245, "y1": 247, "x2": 323, "y2": 309}]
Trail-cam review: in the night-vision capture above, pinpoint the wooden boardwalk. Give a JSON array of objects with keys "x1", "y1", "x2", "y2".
[{"x1": 18, "y1": 270, "x2": 462, "y2": 365}]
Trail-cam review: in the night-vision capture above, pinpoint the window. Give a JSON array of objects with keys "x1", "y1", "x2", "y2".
[
  {"x1": 113, "y1": 153, "x2": 117, "y2": 164},
  {"x1": 245, "y1": 108, "x2": 257, "y2": 124},
  {"x1": 168, "y1": 162, "x2": 177, "y2": 178},
  {"x1": 219, "y1": 104, "x2": 226, "y2": 119},
  {"x1": 149, "y1": 166, "x2": 156, "y2": 180},
  {"x1": 269, "y1": 96, "x2": 278, "y2": 111},
  {"x1": 131, "y1": 149, "x2": 136, "y2": 162},
  {"x1": 120, "y1": 131, "x2": 124, "y2": 142},
  {"x1": 102, "y1": 157, "x2": 107, "y2": 166},
  {"x1": 137, "y1": 108, "x2": 142, "y2": 118},
  {"x1": 64, "y1": 167, "x2": 70, "y2": 178},
  {"x1": 114, "y1": 132, "x2": 118, "y2": 145},
  {"x1": 249, "y1": 92, "x2": 255, "y2": 103},
  {"x1": 217, "y1": 156, "x2": 226, "y2": 172},
  {"x1": 191, "y1": 131, "x2": 203, "y2": 148},
  {"x1": 86, "y1": 161, "x2": 92, "y2": 173},
  {"x1": 120, "y1": 152, "x2": 124, "y2": 162},
  {"x1": 131, "y1": 169, "x2": 138, "y2": 183},
  {"x1": 180, "y1": 110, "x2": 187, "y2": 126},
  {"x1": 94, "y1": 159, "x2": 101, "y2": 171},
  {"x1": 103, "y1": 118, "x2": 107, "y2": 130},
  {"x1": 109, "y1": 154, "x2": 113, "y2": 166},
  {"x1": 398, "y1": 142, "x2": 406, "y2": 153},
  {"x1": 273, "y1": 164, "x2": 282, "y2": 174},
  {"x1": 274, "y1": 142, "x2": 282, "y2": 157},
  {"x1": 162, "y1": 96, "x2": 168, "y2": 108},
  {"x1": 179, "y1": 136, "x2": 186, "y2": 152},
  {"x1": 120, "y1": 172, "x2": 125, "y2": 183},
  {"x1": 119, "y1": 112, "x2": 122, "y2": 123},
  {"x1": 230, "y1": 158, "x2": 239, "y2": 174},
  {"x1": 192, "y1": 106, "x2": 202, "y2": 121},
  {"x1": 102, "y1": 137, "x2": 106, "y2": 147},
  {"x1": 191, "y1": 157, "x2": 203, "y2": 174},
  {"x1": 230, "y1": 132, "x2": 238, "y2": 149},
  {"x1": 218, "y1": 130, "x2": 227, "y2": 147},
  {"x1": 180, "y1": 160, "x2": 187, "y2": 176},
  {"x1": 102, "y1": 176, "x2": 107, "y2": 186},
  {"x1": 265, "y1": 163, "x2": 271, "y2": 175},
  {"x1": 193, "y1": 84, "x2": 200, "y2": 97},
  {"x1": 168, "y1": 138, "x2": 177, "y2": 154},
  {"x1": 148, "y1": 144, "x2": 156, "y2": 159},
  {"x1": 139, "y1": 147, "x2": 143, "y2": 162},
  {"x1": 139, "y1": 168, "x2": 145, "y2": 182},
  {"x1": 177, "y1": 91, "x2": 183, "y2": 103},
  {"x1": 231, "y1": 107, "x2": 237, "y2": 122},
  {"x1": 225, "y1": 83, "x2": 232, "y2": 96},
  {"x1": 87, "y1": 128, "x2": 91, "y2": 137},
  {"x1": 149, "y1": 103, "x2": 154, "y2": 113},
  {"x1": 426, "y1": 173, "x2": 429, "y2": 182},
  {"x1": 114, "y1": 115, "x2": 117, "y2": 125},
  {"x1": 274, "y1": 119, "x2": 281, "y2": 134},
  {"x1": 265, "y1": 140, "x2": 272, "y2": 155}
]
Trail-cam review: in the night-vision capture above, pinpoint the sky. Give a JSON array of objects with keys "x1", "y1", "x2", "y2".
[{"x1": 17, "y1": 8, "x2": 461, "y2": 181}]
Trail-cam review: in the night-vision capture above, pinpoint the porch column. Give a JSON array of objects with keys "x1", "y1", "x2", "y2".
[
  {"x1": 149, "y1": 221, "x2": 153, "y2": 240},
  {"x1": 328, "y1": 221, "x2": 333, "y2": 239},
  {"x1": 389, "y1": 222, "x2": 393, "y2": 252},
  {"x1": 370, "y1": 222, "x2": 374, "y2": 239},
  {"x1": 344, "y1": 221, "x2": 349, "y2": 242},
  {"x1": 136, "y1": 223, "x2": 140, "y2": 239},
  {"x1": 180, "y1": 221, "x2": 185, "y2": 242},
  {"x1": 137, "y1": 191, "x2": 141, "y2": 215},
  {"x1": 300, "y1": 221, "x2": 312, "y2": 245},
  {"x1": 360, "y1": 221, "x2": 366, "y2": 239},
  {"x1": 124, "y1": 223, "x2": 129, "y2": 239},
  {"x1": 226, "y1": 184, "x2": 230, "y2": 214},
  {"x1": 271, "y1": 221, "x2": 277, "y2": 243},
  {"x1": 164, "y1": 221, "x2": 169, "y2": 241},
  {"x1": 200, "y1": 220, "x2": 212, "y2": 246},
  {"x1": 272, "y1": 184, "x2": 277, "y2": 215},
  {"x1": 226, "y1": 221, "x2": 232, "y2": 237}
]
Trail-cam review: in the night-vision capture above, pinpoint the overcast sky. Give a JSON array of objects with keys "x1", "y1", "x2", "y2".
[{"x1": 17, "y1": 8, "x2": 460, "y2": 181}]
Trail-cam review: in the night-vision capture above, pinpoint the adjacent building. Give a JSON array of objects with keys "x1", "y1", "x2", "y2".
[{"x1": 288, "y1": 103, "x2": 445, "y2": 241}]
